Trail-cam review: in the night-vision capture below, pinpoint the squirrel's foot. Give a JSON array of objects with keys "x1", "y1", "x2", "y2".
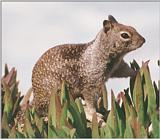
[
  {"x1": 96, "y1": 112, "x2": 106, "y2": 127},
  {"x1": 84, "y1": 106, "x2": 95, "y2": 122},
  {"x1": 84, "y1": 106, "x2": 106, "y2": 127}
]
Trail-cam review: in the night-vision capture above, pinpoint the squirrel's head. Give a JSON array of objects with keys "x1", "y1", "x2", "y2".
[{"x1": 103, "y1": 15, "x2": 145, "y2": 55}]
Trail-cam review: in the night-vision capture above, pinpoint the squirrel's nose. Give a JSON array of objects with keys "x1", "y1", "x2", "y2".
[{"x1": 142, "y1": 37, "x2": 145, "y2": 43}]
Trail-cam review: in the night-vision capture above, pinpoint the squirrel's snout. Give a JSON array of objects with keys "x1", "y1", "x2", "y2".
[
  {"x1": 142, "y1": 37, "x2": 145, "y2": 43},
  {"x1": 139, "y1": 36, "x2": 145, "y2": 47}
]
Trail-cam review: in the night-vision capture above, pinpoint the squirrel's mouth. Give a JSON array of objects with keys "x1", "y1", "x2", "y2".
[
  {"x1": 130, "y1": 38, "x2": 145, "y2": 51},
  {"x1": 138, "y1": 37, "x2": 145, "y2": 48}
]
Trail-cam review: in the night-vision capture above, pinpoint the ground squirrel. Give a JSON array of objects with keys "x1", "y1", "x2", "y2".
[{"x1": 32, "y1": 15, "x2": 145, "y2": 122}]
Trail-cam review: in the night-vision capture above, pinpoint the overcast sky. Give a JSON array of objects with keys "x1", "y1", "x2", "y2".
[{"x1": 2, "y1": 2, "x2": 159, "y2": 107}]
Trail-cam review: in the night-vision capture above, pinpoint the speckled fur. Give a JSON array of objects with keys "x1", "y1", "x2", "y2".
[{"x1": 32, "y1": 15, "x2": 145, "y2": 118}]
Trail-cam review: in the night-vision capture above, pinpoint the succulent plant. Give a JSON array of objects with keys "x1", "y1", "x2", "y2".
[{"x1": 1, "y1": 61, "x2": 159, "y2": 138}]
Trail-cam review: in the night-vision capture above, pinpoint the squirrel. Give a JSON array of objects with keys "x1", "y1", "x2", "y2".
[{"x1": 32, "y1": 15, "x2": 145, "y2": 123}]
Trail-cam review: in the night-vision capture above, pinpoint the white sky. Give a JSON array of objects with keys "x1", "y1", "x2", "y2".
[{"x1": 2, "y1": 2, "x2": 160, "y2": 108}]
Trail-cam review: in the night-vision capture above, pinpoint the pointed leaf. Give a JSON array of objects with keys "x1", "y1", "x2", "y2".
[
  {"x1": 12, "y1": 95, "x2": 23, "y2": 118},
  {"x1": 48, "y1": 89, "x2": 57, "y2": 127},
  {"x1": 124, "y1": 122, "x2": 134, "y2": 138},
  {"x1": 2, "y1": 112, "x2": 11, "y2": 137},
  {"x1": 121, "y1": 92, "x2": 130, "y2": 120},
  {"x1": 16, "y1": 131, "x2": 26, "y2": 138},
  {"x1": 2, "y1": 80, "x2": 13, "y2": 123},
  {"x1": 128, "y1": 106, "x2": 147, "y2": 138},
  {"x1": 8, "y1": 125, "x2": 16, "y2": 138},
  {"x1": 68, "y1": 96, "x2": 86, "y2": 137},
  {"x1": 141, "y1": 62, "x2": 159, "y2": 137},
  {"x1": 75, "y1": 98, "x2": 87, "y2": 128},
  {"x1": 60, "y1": 102, "x2": 68, "y2": 127},
  {"x1": 62, "y1": 126, "x2": 76, "y2": 138},
  {"x1": 55, "y1": 95, "x2": 62, "y2": 128},
  {"x1": 61, "y1": 81, "x2": 70, "y2": 106},
  {"x1": 4, "y1": 63, "x2": 9, "y2": 77},
  {"x1": 106, "y1": 91, "x2": 119, "y2": 137},
  {"x1": 21, "y1": 87, "x2": 32, "y2": 110},
  {"x1": 48, "y1": 125, "x2": 58, "y2": 138},
  {"x1": 133, "y1": 72, "x2": 145, "y2": 126},
  {"x1": 92, "y1": 112, "x2": 100, "y2": 138},
  {"x1": 102, "y1": 84, "x2": 108, "y2": 111},
  {"x1": 24, "y1": 118, "x2": 35, "y2": 138},
  {"x1": 115, "y1": 100, "x2": 125, "y2": 137},
  {"x1": 103, "y1": 123, "x2": 114, "y2": 138},
  {"x1": 56, "y1": 128, "x2": 68, "y2": 138}
]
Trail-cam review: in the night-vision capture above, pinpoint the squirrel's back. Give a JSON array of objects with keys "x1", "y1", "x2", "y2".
[{"x1": 32, "y1": 43, "x2": 91, "y2": 115}]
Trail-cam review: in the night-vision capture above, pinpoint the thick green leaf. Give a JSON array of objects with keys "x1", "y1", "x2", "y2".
[
  {"x1": 9, "y1": 69, "x2": 17, "y2": 86},
  {"x1": 24, "y1": 118, "x2": 35, "y2": 138},
  {"x1": 62, "y1": 126, "x2": 76, "y2": 138},
  {"x1": 25, "y1": 108, "x2": 31, "y2": 122},
  {"x1": 34, "y1": 112, "x2": 44, "y2": 134},
  {"x1": 139, "y1": 124, "x2": 147, "y2": 138},
  {"x1": 150, "y1": 113, "x2": 159, "y2": 138},
  {"x1": 102, "y1": 84, "x2": 108, "y2": 111},
  {"x1": 92, "y1": 113, "x2": 100, "y2": 138},
  {"x1": 124, "y1": 122, "x2": 134, "y2": 138},
  {"x1": 128, "y1": 106, "x2": 147, "y2": 138},
  {"x1": 153, "y1": 81, "x2": 159, "y2": 109},
  {"x1": 69, "y1": 128, "x2": 76, "y2": 138},
  {"x1": 3, "y1": 67, "x2": 17, "y2": 87},
  {"x1": 12, "y1": 94, "x2": 23, "y2": 118},
  {"x1": 133, "y1": 72, "x2": 145, "y2": 126},
  {"x1": 103, "y1": 123, "x2": 114, "y2": 138},
  {"x1": 56, "y1": 128, "x2": 69, "y2": 138},
  {"x1": 8, "y1": 125, "x2": 17, "y2": 138},
  {"x1": 130, "y1": 59, "x2": 140, "y2": 99},
  {"x1": 99, "y1": 127, "x2": 105, "y2": 138},
  {"x1": 10, "y1": 82, "x2": 17, "y2": 100},
  {"x1": 75, "y1": 98, "x2": 87, "y2": 128},
  {"x1": 16, "y1": 131, "x2": 26, "y2": 138},
  {"x1": 2, "y1": 80, "x2": 13, "y2": 123},
  {"x1": 48, "y1": 89, "x2": 57, "y2": 128},
  {"x1": 68, "y1": 96, "x2": 86, "y2": 137},
  {"x1": 158, "y1": 80, "x2": 160, "y2": 92},
  {"x1": 142, "y1": 62, "x2": 159, "y2": 137},
  {"x1": 55, "y1": 95, "x2": 62, "y2": 128},
  {"x1": 142, "y1": 62, "x2": 156, "y2": 113},
  {"x1": 4, "y1": 63, "x2": 9, "y2": 77},
  {"x1": 60, "y1": 102, "x2": 68, "y2": 127},
  {"x1": 48, "y1": 125, "x2": 58, "y2": 138},
  {"x1": 1, "y1": 112, "x2": 11, "y2": 137},
  {"x1": 130, "y1": 117, "x2": 147, "y2": 138},
  {"x1": 61, "y1": 81, "x2": 70, "y2": 106},
  {"x1": 130, "y1": 59, "x2": 140, "y2": 71},
  {"x1": 115, "y1": 100, "x2": 125, "y2": 138},
  {"x1": 124, "y1": 88, "x2": 132, "y2": 105},
  {"x1": 130, "y1": 76, "x2": 135, "y2": 100},
  {"x1": 20, "y1": 87, "x2": 32, "y2": 109},
  {"x1": 121, "y1": 92, "x2": 130, "y2": 120},
  {"x1": 128, "y1": 105, "x2": 137, "y2": 121},
  {"x1": 106, "y1": 91, "x2": 119, "y2": 137}
]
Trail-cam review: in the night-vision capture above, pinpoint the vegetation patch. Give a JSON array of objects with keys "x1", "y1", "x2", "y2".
[{"x1": 1, "y1": 60, "x2": 159, "y2": 138}]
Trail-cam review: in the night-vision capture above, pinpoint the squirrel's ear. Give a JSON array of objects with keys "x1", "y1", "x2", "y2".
[
  {"x1": 108, "y1": 15, "x2": 118, "y2": 23},
  {"x1": 103, "y1": 20, "x2": 112, "y2": 33}
]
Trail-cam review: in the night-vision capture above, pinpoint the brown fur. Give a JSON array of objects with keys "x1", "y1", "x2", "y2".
[{"x1": 32, "y1": 15, "x2": 145, "y2": 119}]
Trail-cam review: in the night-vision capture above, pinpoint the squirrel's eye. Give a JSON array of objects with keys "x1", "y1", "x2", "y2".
[{"x1": 121, "y1": 33, "x2": 130, "y2": 39}]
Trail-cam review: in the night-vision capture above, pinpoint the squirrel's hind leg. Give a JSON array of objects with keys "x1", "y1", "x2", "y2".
[{"x1": 83, "y1": 91, "x2": 106, "y2": 127}]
